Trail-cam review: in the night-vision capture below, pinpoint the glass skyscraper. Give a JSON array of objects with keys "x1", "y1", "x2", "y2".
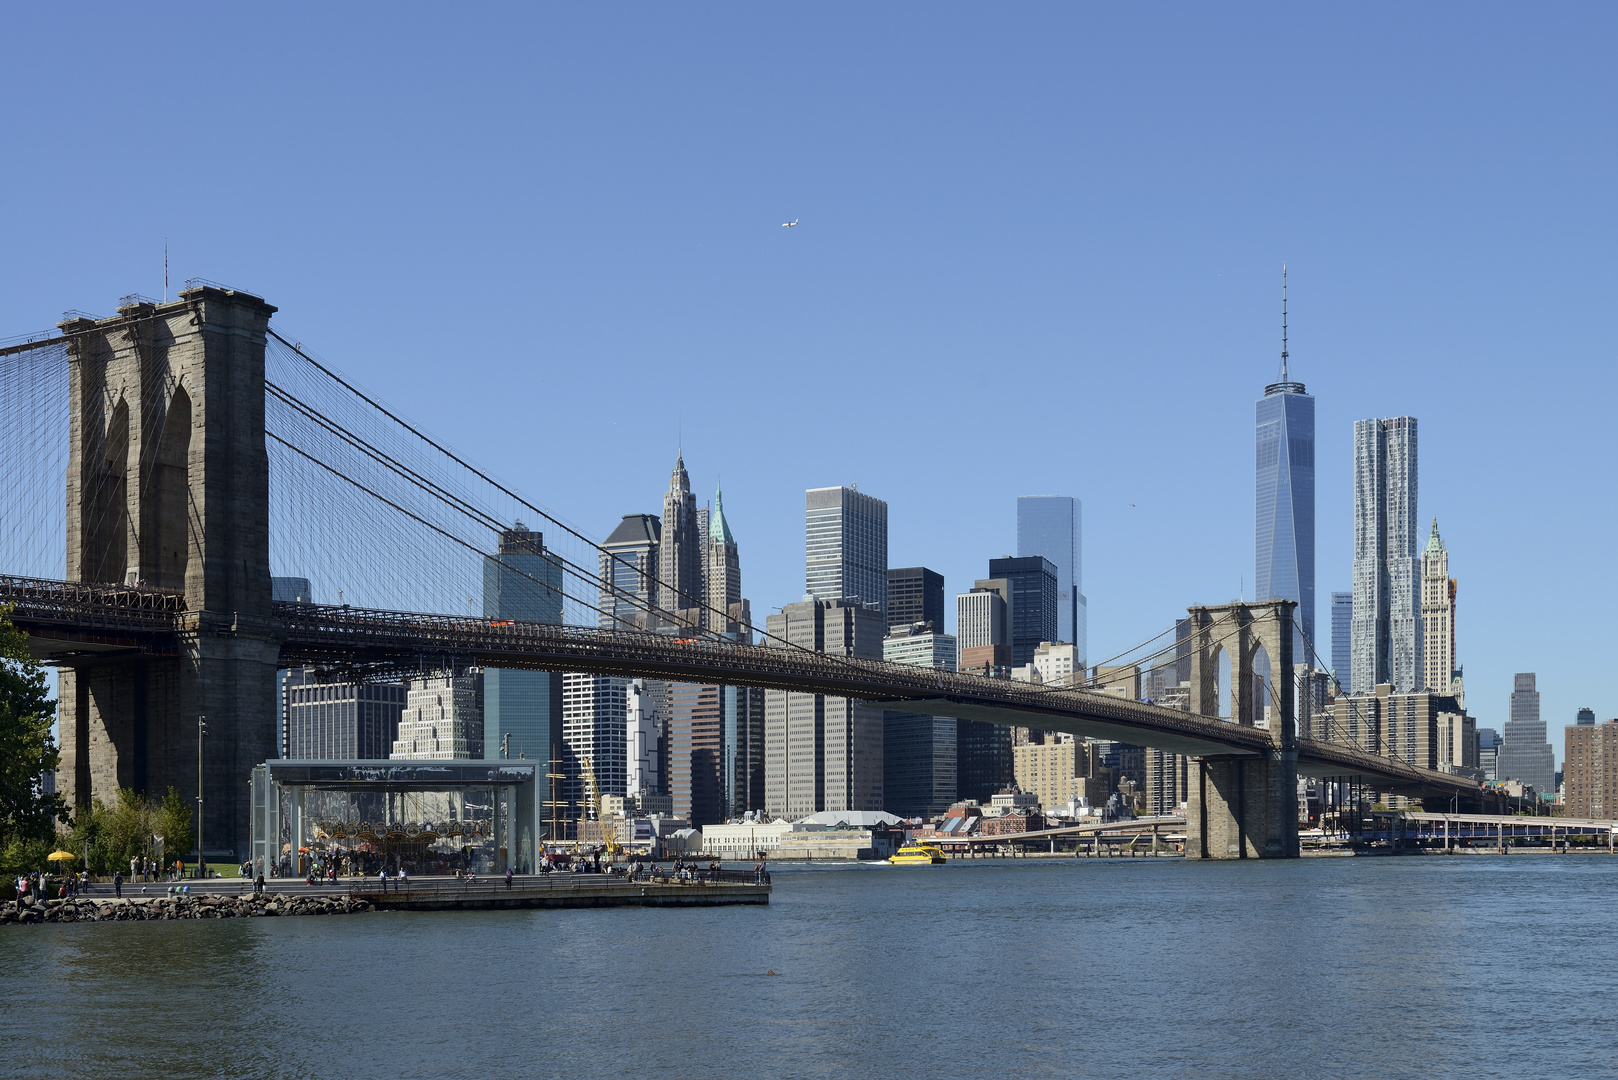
[
  {"x1": 1330, "y1": 591, "x2": 1352, "y2": 686},
  {"x1": 1016, "y1": 495, "x2": 1086, "y2": 665},
  {"x1": 483, "y1": 525, "x2": 564, "y2": 763},
  {"x1": 805, "y1": 486, "x2": 888, "y2": 616},
  {"x1": 987, "y1": 555, "x2": 1058, "y2": 668},
  {"x1": 1255, "y1": 366, "x2": 1314, "y2": 667}
]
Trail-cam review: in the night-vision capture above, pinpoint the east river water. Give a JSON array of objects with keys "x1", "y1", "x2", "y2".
[{"x1": 3, "y1": 854, "x2": 1614, "y2": 1079}]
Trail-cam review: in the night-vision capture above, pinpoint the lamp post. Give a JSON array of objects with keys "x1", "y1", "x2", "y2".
[{"x1": 196, "y1": 716, "x2": 207, "y2": 878}]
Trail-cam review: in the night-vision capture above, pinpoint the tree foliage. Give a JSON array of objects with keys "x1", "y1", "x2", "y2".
[
  {"x1": 70, "y1": 787, "x2": 193, "y2": 876},
  {"x1": 0, "y1": 610, "x2": 64, "y2": 875}
]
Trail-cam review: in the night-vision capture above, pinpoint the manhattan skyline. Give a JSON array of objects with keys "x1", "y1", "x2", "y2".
[{"x1": 1, "y1": 7, "x2": 1613, "y2": 758}]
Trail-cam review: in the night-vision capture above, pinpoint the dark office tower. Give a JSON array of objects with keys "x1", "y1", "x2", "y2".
[
  {"x1": 805, "y1": 486, "x2": 888, "y2": 616},
  {"x1": 1331, "y1": 591, "x2": 1352, "y2": 686},
  {"x1": 1017, "y1": 495, "x2": 1086, "y2": 664},
  {"x1": 957, "y1": 721, "x2": 1012, "y2": 805},
  {"x1": 1255, "y1": 273, "x2": 1316, "y2": 669},
  {"x1": 884, "y1": 712, "x2": 957, "y2": 818},
  {"x1": 599, "y1": 514, "x2": 661, "y2": 631},
  {"x1": 272, "y1": 577, "x2": 315, "y2": 756},
  {"x1": 886, "y1": 567, "x2": 944, "y2": 633},
  {"x1": 719, "y1": 686, "x2": 754, "y2": 816},
  {"x1": 668, "y1": 682, "x2": 725, "y2": 827},
  {"x1": 725, "y1": 685, "x2": 767, "y2": 817},
  {"x1": 484, "y1": 525, "x2": 565, "y2": 764},
  {"x1": 987, "y1": 556, "x2": 1058, "y2": 667},
  {"x1": 1577, "y1": 708, "x2": 1596, "y2": 726},
  {"x1": 660, "y1": 453, "x2": 703, "y2": 628}
]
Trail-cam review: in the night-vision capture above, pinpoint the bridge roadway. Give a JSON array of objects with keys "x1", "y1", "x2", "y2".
[{"x1": 0, "y1": 575, "x2": 1478, "y2": 797}]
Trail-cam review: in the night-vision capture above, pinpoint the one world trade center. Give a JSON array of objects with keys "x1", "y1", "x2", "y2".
[{"x1": 1255, "y1": 271, "x2": 1315, "y2": 667}]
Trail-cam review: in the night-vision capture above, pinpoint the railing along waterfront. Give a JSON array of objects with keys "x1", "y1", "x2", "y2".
[{"x1": 348, "y1": 869, "x2": 770, "y2": 900}]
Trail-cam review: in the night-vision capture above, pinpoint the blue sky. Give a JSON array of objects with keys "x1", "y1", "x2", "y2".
[{"x1": 3, "y1": 5, "x2": 1614, "y2": 762}]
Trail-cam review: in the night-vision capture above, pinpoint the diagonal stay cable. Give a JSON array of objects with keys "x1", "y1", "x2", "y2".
[
  {"x1": 266, "y1": 385, "x2": 827, "y2": 663},
  {"x1": 267, "y1": 431, "x2": 629, "y2": 636},
  {"x1": 266, "y1": 330, "x2": 775, "y2": 651}
]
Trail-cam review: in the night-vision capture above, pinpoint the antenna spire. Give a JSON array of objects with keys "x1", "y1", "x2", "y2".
[{"x1": 1280, "y1": 263, "x2": 1289, "y2": 383}]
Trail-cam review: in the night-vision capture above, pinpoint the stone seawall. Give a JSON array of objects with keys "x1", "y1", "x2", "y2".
[{"x1": 1, "y1": 892, "x2": 370, "y2": 924}]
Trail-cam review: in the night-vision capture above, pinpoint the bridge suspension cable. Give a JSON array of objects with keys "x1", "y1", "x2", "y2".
[{"x1": 262, "y1": 329, "x2": 875, "y2": 674}]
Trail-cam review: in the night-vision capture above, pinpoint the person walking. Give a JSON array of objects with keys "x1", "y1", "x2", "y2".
[
  {"x1": 504, "y1": 867, "x2": 513, "y2": 889},
  {"x1": 113, "y1": 871, "x2": 123, "y2": 899}
]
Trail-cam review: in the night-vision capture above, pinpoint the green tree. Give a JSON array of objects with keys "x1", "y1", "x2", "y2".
[
  {"x1": 0, "y1": 609, "x2": 65, "y2": 876},
  {"x1": 69, "y1": 787, "x2": 192, "y2": 875},
  {"x1": 152, "y1": 786, "x2": 194, "y2": 865}
]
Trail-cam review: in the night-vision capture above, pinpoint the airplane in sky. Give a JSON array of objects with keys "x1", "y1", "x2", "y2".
[{"x1": 781, "y1": 219, "x2": 799, "y2": 228}]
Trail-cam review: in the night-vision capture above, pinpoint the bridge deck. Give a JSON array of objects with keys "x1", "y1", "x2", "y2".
[{"x1": 0, "y1": 576, "x2": 1479, "y2": 796}]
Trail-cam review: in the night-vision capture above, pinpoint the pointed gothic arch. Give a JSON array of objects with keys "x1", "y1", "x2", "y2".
[
  {"x1": 85, "y1": 397, "x2": 130, "y2": 583},
  {"x1": 142, "y1": 384, "x2": 192, "y2": 590}
]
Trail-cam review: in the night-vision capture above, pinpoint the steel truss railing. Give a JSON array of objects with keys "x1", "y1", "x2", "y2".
[
  {"x1": 274, "y1": 601, "x2": 1474, "y2": 794},
  {"x1": 0, "y1": 574, "x2": 187, "y2": 631},
  {"x1": 274, "y1": 600, "x2": 1282, "y2": 748},
  {"x1": 0, "y1": 574, "x2": 1476, "y2": 794}
]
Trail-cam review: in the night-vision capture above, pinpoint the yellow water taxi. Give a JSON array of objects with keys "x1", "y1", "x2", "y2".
[{"x1": 888, "y1": 842, "x2": 947, "y2": 865}]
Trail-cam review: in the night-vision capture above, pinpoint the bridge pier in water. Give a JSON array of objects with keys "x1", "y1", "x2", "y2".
[
  {"x1": 56, "y1": 287, "x2": 282, "y2": 859},
  {"x1": 1183, "y1": 600, "x2": 1300, "y2": 859}
]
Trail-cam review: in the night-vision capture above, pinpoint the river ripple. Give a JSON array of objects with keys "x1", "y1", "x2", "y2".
[{"x1": 2, "y1": 854, "x2": 1613, "y2": 1079}]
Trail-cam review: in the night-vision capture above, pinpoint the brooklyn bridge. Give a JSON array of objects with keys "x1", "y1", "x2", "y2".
[{"x1": 0, "y1": 284, "x2": 1481, "y2": 861}]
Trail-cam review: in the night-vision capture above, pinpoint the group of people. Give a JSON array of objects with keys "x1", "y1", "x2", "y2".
[
  {"x1": 374, "y1": 866, "x2": 409, "y2": 892},
  {"x1": 13, "y1": 862, "x2": 216, "y2": 904},
  {"x1": 13, "y1": 870, "x2": 90, "y2": 902},
  {"x1": 622, "y1": 858, "x2": 729, "y2": 884}
]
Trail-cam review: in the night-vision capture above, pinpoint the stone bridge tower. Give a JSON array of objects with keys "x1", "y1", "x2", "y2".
[
  {"x1": 1183, "y1": 599, "x2": 1299, "y2": 858},
  {"x1": 57, "y1": 285, "x2": 282, "y2": 860}
]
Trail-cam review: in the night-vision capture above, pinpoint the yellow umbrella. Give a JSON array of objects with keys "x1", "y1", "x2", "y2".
[{"x1": 46, "y1": 851, "x2": 77, "y2": 862}]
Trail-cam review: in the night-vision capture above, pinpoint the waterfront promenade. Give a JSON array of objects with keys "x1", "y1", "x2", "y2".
[
  {"x1": 351, "y1": 870, "x2": 770, "y2": 910},
  {"x1": 4, "y1": 871, "x2": 770, "y2": 922}
]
